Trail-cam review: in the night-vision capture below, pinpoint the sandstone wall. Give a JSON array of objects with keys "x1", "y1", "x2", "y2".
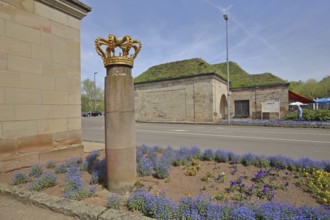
[
  {"x1": 135, "y1": 75, "x2": 289, "y2": 123},
  {"x1": 212, "y1": 78, "x2": 229, "y2": 122},
  {"x1": 135, "y1": 75, "x2": 225, "y2": 123},
  {"x1": 0, "y1": 0, "x2": 90, "y2": 172},
  {"x1": 231, "y1": 84, "x2": 289, "y2": 119}
]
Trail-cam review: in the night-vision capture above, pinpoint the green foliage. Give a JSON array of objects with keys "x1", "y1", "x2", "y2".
[
  {"x1": 135, "y1": 58, "x2": 287, "y2": 89},
  {"x1": 134, "y1": 58, "x2": 225, "y2": 83},
  {"x1": 81, "y1": 79, "x2": 104, "y2": 112},
  {"x1": 284, "y1": 109, "x2": 330, "y2": 121},
  {"x1": 12, "y1": 172, "x2": 29, "y2": 185},
  {"x1": 305, "y1": 169, "x2": 330, "y2": 205},
  {"x1": 46, "y1": 160, "x2": 57, "y2": 169},
  {"x1": 63, "y1": 166, "x2": 96, "y2": 200},
  {"x1": 106, "y1": 193, "x2": 121, "y2": 209},
  {"x1": 201, "y1": 171, "x2": 215, "y2": 182},
  {"x1": 213, "y1": 62, "x2": 287, "y2": 88},
  {"x1": 27, "y1": 171, "x2": 57, "y2": 191},
  {"x1": 29, "y1": 164, "x2": 43, "y2": 178},
  {"x1": 318, "y1": 76, "x2": 330, "y2": 97},
  {"x1": 289, "y1": 75, "x2": 330, "y2": 99},
  {"x1": 90, "y1": 171, "x2": 99, "y2": 184},
  {"x1": 134, "y1": 58, "x2": 328, "y2": 98},
  {"x1": 254, "y1": 156, "x2": 271, "y2": 168},
  {"x1": 55, "y1": 163, "x2": 67, "y2": 174},
  {"x1": 303, "y1": 110, "x2": 330, "y2": 121}
]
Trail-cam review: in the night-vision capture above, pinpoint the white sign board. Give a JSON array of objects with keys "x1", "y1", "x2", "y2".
[{"x1": 262, "y1": 100, "x2": 280, "y2": 113}]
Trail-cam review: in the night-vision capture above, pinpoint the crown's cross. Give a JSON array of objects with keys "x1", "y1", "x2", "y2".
[{"x1": 95, "y1": 34, "x2": 141, "y2": 192}]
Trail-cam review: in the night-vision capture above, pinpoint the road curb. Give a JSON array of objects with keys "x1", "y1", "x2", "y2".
[{"x1": 0, "y1": 182, "x2": 152, "y2": 220}]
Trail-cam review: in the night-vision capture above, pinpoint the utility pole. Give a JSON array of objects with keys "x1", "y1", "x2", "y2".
[
  {"x1": 223, "y1": 13, "x2": 231, "y2": 124},
  {"x1": 93, "y1": 72, "x2": 97, "y2": 111}
]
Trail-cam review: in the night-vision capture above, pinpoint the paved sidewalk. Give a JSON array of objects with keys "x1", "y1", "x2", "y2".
[{"x1": 82, "y1": 141, "x2": 105, "y2": 153}]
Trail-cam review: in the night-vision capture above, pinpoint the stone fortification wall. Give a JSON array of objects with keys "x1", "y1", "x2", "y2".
[
  {"x1": 212, "y1": 78, "x2": 229, "y2": 122},
  {"x1": 231, "y1": 84, "x2": 289, "y2": 119},
  {"x1": 0, "y1": 0, "x2": 90, "y2": 172},
  {"x1": 135, "y1": 75, "x2": 223, "y2": 123}
]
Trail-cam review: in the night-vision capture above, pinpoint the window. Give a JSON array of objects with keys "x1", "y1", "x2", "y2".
[{"x1": 234, "y1": 100, "x2": 250, "y2": 117}]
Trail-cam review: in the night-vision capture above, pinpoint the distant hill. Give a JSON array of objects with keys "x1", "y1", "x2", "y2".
[{"x1": 135, "y1": 58, "x2": 287, "y2": 88}]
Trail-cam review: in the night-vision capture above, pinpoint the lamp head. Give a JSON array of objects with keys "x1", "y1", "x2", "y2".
[{"x1": 223, "y1": 14, "x2": 228, "y2": 21}]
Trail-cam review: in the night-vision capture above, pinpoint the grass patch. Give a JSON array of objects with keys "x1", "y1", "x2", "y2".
[{"x1": 134, "y1": 58, "x2": 287, "y2": 89}]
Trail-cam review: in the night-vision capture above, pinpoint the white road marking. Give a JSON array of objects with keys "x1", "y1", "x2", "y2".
[{"x1": 137, "y1": 129, "x2": 330, "y2": 144}]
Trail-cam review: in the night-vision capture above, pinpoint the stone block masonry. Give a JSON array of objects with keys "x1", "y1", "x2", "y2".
[
  {"x1": 231, "y1": 84, "x2": 289, "y2": 119},
  {"x1": 135, "y1": 74, "x2": 289, "y2": 122},
  {"x1": 135, "y1": 74, "x2": 228, "y2": 123},
  {"x1": 0, "y1": 0, "x2": 91, "y2": 173}
]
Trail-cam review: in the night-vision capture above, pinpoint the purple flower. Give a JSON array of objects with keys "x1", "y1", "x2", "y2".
[
  {"x1": 137, "y1": 158, "x2": 154, "y2": 177},
  {"x1": 202, "y1": 149, "x2": 214, "y2": 161}
]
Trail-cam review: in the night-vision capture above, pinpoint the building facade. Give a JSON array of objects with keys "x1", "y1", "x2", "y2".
[
  {"x1": 135, "y1": 73, "x2": 228, "y2": 123},
  {"x1": 231, "y1": 84, "x2": 289, "y2": 120},
  {"x1": 135, "y1": 75, "x2": 289, "y2": 123},
  {"x1": 0, "y1": 0, "x2": 90, "y2": 172}
]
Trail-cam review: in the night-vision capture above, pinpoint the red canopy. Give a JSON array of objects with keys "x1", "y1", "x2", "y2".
[{"x1": 289, "y1": 91, "x2": 314, "y2": 103}]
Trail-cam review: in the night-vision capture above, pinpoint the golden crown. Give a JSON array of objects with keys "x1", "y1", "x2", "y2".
[{"x1": 95, "y1": 34, "x2": 142, "y2": 67}]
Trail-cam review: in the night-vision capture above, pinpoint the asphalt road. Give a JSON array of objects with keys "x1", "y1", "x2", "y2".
[{"x1": 82, "y1": 117, "x2": 330, "y2": 160}]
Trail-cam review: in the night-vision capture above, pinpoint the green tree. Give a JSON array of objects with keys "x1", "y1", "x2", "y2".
[
  {"x1": 289, "y1": 75, "x2": 330, "y2": 99},
  {"x1": 318, "y1": 76, "x2": 330, "y2": 98},
  {"x1": 81, "y1": 79, "x2": 104, "y2": 112},
  {"x1": 303, "y1": 79, "x2": 319, "y2": 99}
]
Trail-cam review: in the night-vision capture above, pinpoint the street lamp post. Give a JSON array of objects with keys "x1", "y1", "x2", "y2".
[
  {"x1": 223, "y1": 13, "x2": 230, "y2": 124},
  {"x1": 93, "y1": 72, "x2": 97, "y2": 111}
]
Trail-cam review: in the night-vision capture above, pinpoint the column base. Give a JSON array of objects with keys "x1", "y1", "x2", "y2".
[{"x1": 105, "y1": 147, "x2": 136, "y2": 192}]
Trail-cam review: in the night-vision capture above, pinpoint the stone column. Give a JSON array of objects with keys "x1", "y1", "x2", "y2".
[
  {"x1": 95, "y1": 34, "x2": 142, "y2": 191},
  {"x1": 105, "y1": 65, "x2": 136, "y2": 191}
]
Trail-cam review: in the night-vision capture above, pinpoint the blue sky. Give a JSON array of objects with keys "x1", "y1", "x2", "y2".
[{"x1": 80, "y1": 0, "x2": 330, "y2": 88}]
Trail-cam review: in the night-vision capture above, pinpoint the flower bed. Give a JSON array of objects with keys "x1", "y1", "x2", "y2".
[
  {"x1": 4, "y1": 145, "x2": 330, "y2": 219},
  {"x1": 219, "y1": 119, "x2": 330, "y2": 128}
]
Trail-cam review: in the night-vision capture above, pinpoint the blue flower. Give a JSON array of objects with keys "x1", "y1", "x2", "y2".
[
  {"x1": 214, "y1": 150, "x2": 229, "y2": 163},
  {"x1": 86, "y1": 150, "x2": 100, "y2": 171},
  {"x1": 137, "y1": 158, "x2": 154, "y2": 177},
  {"x1": 202, "y1": 149, "x2": 214, "y2": 161}
]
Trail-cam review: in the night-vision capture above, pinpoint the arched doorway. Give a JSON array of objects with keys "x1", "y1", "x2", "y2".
[{"x1": 220, "y1": 94, "x2": 227, "y2": 119}]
